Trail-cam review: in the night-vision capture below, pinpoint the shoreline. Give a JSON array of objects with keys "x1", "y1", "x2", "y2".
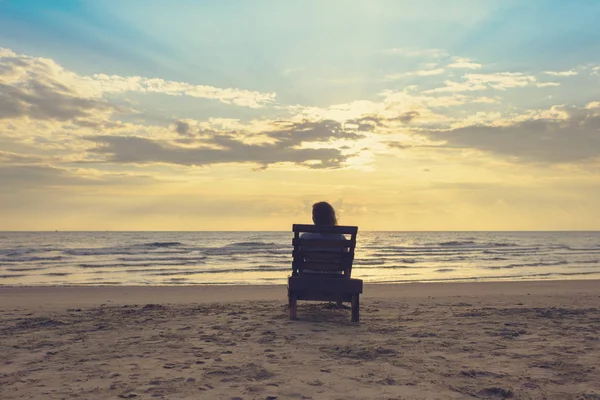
[
  {"x1": 2, "y1": 279, "x2": 599, "y2": 311},
  {"x1": 2, "y1": 273, "x2": 599, "y2": 288}
]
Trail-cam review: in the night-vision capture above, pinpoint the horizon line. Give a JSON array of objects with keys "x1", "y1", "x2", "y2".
[{"x1": 2, "y1": 230, "x2": 600, "y2": 233}]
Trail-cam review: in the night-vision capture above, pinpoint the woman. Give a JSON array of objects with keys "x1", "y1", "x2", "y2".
[
  {"x1": 299, "y1": 202, "x2": 347, "y2": 276},
  {"x1": 300, "y1": 202, "x2": 345, "y2": 240}
]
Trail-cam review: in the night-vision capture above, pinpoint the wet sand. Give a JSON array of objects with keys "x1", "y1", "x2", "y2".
[{"x1": 1, "y1": 280, "x2": 599, "y2": 399}]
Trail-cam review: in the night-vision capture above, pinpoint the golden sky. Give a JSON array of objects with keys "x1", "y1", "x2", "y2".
[{"x1": 1, "y1": 1, "x2": 600, "y2": 230}]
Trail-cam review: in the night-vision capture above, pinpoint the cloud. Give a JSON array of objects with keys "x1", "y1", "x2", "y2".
[
  {"x1": 89, "y1": 74, "x2": 276, "y2": 108},
  {"x1": 423, "y1": 105, "x2": 600, "y2": 163},
  {"x1": 536, "y1": 82, "x2": 561, "y2": 88},
  {"x1": 424, "y1": 80, "x2": 486, "y2": 93},
  {"x1": 394, "y1": 111, "x2": 421, "y2": 123},
  {"x1": 447, "y1": 57, "x2": 482, "y2": 70},
  {"x1": 0, "y1": 48, "x2": 275, "y2": 112},
  {"x1": 409, "y1": 68, "x2": 445, "y2": 76},
  {"x1": 172, "y1": 120, "x2": 191, "y2": 136},
  {"x1": 425, "y1": 72, "x2": 558, "y2": 93},
  {"x1": 385, "y1": 68, "x2": 445, "y2": 80},
  {"x1": 266, "y1": 120, "x2": 362, "y2": 145},
  {"x1": 0, "y1": 81, "x2": 119, "y2": 122},
  {"x1": 87, "y1": 135, "x2": 348, "y2": 169},
  {"x1": 346, "y1": 111, "x2": 421, "y2": 131},
  {"x1": 0, "y1": 48, "x2": 125, "y2": 123},
  {"x1": 86, "y1": 120, "x2": 363, "y2": 169},
  {"x1": 453, "y1": 72, "x2": 536, "y2": 90},
  {"x1": 289, "y1": 91, "x2": 497, "y2": 132},
  {"x1": 386, "y1": 142, "x2": 411, "y2": 150},
  {"x1": 543, "y1": 70, "x2": 578, "y2": 76},
  {"x1": 586, "y1": 101, "x2": 600, "y2": 109}
]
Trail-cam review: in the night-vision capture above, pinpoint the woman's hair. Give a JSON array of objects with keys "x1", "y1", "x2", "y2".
[{"x1": 312, "y1": 201, "x2": 338, "y2": 226}]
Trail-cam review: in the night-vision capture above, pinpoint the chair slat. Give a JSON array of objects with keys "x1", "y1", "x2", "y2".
[
  {"x1": 293, "y1": 238, "x2": 354, "y2": 248},
  {"x1": 293, "y1": 224, "x2": 358, "y2": 235},
  {"x1": 299, "y1": 251, "x2": 349, "y2": 260},
  {"x1": 299, "y1": 262, "x2": 346, "y2": 271}
]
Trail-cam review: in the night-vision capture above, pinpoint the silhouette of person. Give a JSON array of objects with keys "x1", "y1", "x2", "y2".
[
  {"x1": 300, "y1": 202, "x2": 344, "y2": 239},
  {"x1": 299, "y1": 202, "x2": 347, "y2": 275}
]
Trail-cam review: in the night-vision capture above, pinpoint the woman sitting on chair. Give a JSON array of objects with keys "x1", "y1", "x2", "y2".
[
  {"x1": 301, "y1": 201, "x2": 344, "y2": 239},
  {"x1": 300, "y1": 202, "x2": 348, "y2": 274}
]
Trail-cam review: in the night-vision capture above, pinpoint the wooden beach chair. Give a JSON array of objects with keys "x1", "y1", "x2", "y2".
[{"x1": 288, "y1": 224, "x2": 363, "y2": 322}]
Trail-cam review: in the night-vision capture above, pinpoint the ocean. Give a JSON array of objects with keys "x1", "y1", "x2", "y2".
[{"x1": 1, "y1": 231, "x2": 599, "y2": 286}]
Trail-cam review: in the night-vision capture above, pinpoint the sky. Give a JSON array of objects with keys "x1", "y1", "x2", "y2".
[{"x1": 1, "y1": 0, "x2": 600, "y2": 231}]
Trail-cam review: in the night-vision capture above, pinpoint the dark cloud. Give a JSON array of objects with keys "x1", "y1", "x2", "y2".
[
  {"x1": 346, "y1": 115, "x2": 387, "y2": 131},
  {"x1": 88, "y1": 135, "x2": 348, "y2": 169},
  {"x1": 86, "y1": 119, "x2": 362, "y2": 169},
  {"x1": 424, "y1": 107, "x2": 600, "y2": 163},
  {"x1": 0, "y1": 85, "x2": 25, "y2": 119},
  {"x1": 392, "y1": 111, "x2": 421, "y2": 123},
  {"x1": 385, "y1": 141, "x2": 440, "y2": 150},
  {"x1": 386, "y1": 142, "x2": 411, "y2": 150},
  {"x1": 266, "y1": 119, "x2": 363, "y2": 143},
  {"x1": 173, "y1": 120, "x2": 191, "y2": 136},
  {"x1": 0, "y1": 81, "x2": 117, "y2": 122},
  {"x1": 347, "y1": 112, "x2": 420, "y2": 131}
]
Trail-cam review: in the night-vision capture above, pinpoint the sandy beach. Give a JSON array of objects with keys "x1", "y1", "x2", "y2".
[{"x1": 1, "y1": 280, "x2": 599, "y2": 399}]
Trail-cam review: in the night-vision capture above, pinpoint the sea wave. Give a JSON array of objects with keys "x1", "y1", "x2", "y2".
[
  {"x1": 65, "y1": 248, "x2": 185, "y2": 256},
  {"x1": 143, "y1": 241, "x2": 183, "y2": 247},
  {"x1": 256, "y1": 265, "x2": 288, "y2": 270},
  {"x1": 485, "y1": 260, "x2": 568, "y2": 270},
  {"x1": 149, "y1": 266, "x2": 290, "y2": 276},
  {"x1": 354, "y1": 259, "x2": 387, "y2": 265},
  {"x1": 226, "y1": 241, "x2": 279, "y2": 247},
  {"x1": 0, "y1": 274, "x2": 27, "y2": 279},
  {"x1": 439, "y1": 241, "x2": 476, "y2": 246},
  {"x1": 6, "y1": 267, "x2": 47, "y2": 272},
  {"x1": 116, "y1": 256, "x2": 206, "y2": 262},
  {"x1": 0, "y1": 255, "x2": 66, "y2": 262},
  {"x1": 2, "y1": 231, "x2": 600, "y2": 285},
  {"x1": 78, "y1": 259, "x2": 205, "y2": 268}
]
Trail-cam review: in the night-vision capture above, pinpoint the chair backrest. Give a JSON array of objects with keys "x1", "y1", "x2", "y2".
[{"x1": 292, "y1": 224, "x2": 358, "y2": 277}]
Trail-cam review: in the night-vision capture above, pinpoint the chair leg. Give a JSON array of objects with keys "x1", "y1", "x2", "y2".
[
  {"x1": 289, "y1": 293, "x2": 297, "y2": 320},
  {"x1": 351, "y1": 294, "x2": 359, "y2": 322}
]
